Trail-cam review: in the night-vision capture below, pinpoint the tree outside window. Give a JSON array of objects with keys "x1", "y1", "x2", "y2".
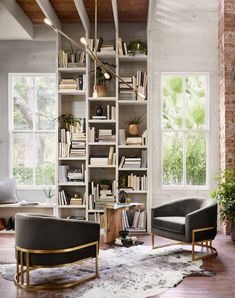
[
  {"x1": 10, "y1": 74, "x2": 56, "y2": 186},
  {"x1": 161, "y1": 74, "x2": 208, "y2": 187}
]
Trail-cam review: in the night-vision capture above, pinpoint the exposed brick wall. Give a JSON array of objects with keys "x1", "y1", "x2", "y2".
[{"x1": 219, "y1": 0, "x2": 235, "y2": 170}]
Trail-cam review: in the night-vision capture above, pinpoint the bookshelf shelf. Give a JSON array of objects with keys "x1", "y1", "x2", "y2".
[
  {"x1": 118, "y1": 145, "x2": 147, "y2": 149},
  {"x1": 58, "y1": 182, "x2": 86, "y2": 186},
  {"x1": 118, "y1": 168, "x2": 148, "y2": 171},
  {"x1": 88, "y1": 142, "x2": 116, "y2": 146},
  {"x1": 58, "y1": 67, "x2": 86, "y2": 73},
  {"x1": 58, "y1": 157, "x2": 86, "y2": 161},
  {"x1": 58, "y1": 90, "x2": 86, "y2": 95},
  {"x1": 89, "y1": 165, "x2": 116, "y2": 168},
  {"x1": 97, "y1": 52, "x2": 116, "y2": 59},
  {"x1": 118, "y1": 100, "x2": 147, "y2": 105},
  {"x1": 88, "y1": 120, "x2": 116, "y2": 124},
  {"x1": 58, "y1": 205, "x2": 86, "y2": 209},
  {"x1": 120, "y1": 190, "x2": 147, "y2": 194},
  {"x1": 119, "y1": 55, "x2": 148, "y2": 62},
  {"x1": 88, "y1": 97, "x2": 116, "y2": 101},
  {"x1": 88, "y1": 209, "x2": 104, "y2": 213}
]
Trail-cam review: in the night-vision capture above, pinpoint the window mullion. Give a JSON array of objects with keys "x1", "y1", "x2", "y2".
[
  {"x1": 182, "y1": 76, "x2": 186, "y2": 187},
  {"x1": 33, "y1": 77, "x2": 36, "y2": 185}
]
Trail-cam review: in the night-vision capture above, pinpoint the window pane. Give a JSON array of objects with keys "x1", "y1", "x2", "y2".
[
  {"x1": 185, "y1": 76, "x2": 207, "y2": 129},
  {"x1": 186, "y1": 132, "x2": 206, "y2": 185},
  {"x1": 13, "y1": 76, "x2": 33, "y2": 130},
  {"x1": 163, "y1": 132, "x2": 183, "y2": 185},
  {"x1": 13, "y1": 133, "x2": 34, "y2": 185},
  {"x1": 35, "y1": 133, "x2": 56, "y2": 185},
  {"x1": 35, "y1": 76, "x2": 56, "y2": 130},
  {"x1": 162, "y1": 76, "x2": 183, "y2": 129}
]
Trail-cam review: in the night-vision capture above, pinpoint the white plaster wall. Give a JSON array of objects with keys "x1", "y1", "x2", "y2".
[{"x1": 148, "y1": 0, "x2": 219, "y2": 206}]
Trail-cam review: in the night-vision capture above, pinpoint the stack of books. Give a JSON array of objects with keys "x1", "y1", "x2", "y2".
[
  {"x1": 59, "y1": 79, "x2": 77, "y2": 91},
  {"x1": 70, "y1": 132, "x2": 86, "y2": 157},
  {"x1": 90, "y1": 157, "x2": 108, "y2": 166},
  {"x1": 95, "y1": 189, "x2": 115, "y2": 209},
  {"x1": 70, "y1": 197, "x2": 83, "y2": 205},
  {"x1": 98, "y1": 129, "x2": 116, "y2": 143},
  {"x1": 126, "y1": 137, "x2": 142, "y2": 146},
  {"x1": 119, "y1": 157, "x2": 141, "y2": 168},
  {"x1": 119, "y1": 70, "x2": 147, "y2": 101},
  {"x1": 100, "y1": 43, "x2": 115, "y2": 54},
  {"x1": 88, "y1": 181, "x2": 116, "y2": 210}
]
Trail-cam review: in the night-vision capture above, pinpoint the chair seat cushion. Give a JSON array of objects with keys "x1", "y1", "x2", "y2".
[{"x1": 152, "y1": 216, "x2": 185, "y2": 234}]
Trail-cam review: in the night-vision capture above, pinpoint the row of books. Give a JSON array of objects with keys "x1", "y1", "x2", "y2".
[
  {"x1": 59, "y1": 129, "x2": 86, "y2": 158},
  {"x1": 58, "y1": 49, "x2": 85, "y2": 68},
  {"x1": 87, "y1": 38, "x2": 115, "y2": 54},
  {"x1": 88, "y1": 181, "x2": 116, "y2": 210},
  {"x1": 58, "y1": 190, "x2": 85, "y2": 206},
  {"x1": 119, "y1": 72, "x2": 147, "y2": 100},
  {"x1": 120, "y1": 174, "x2": 148, "y2": 191},
  {"x1": 88, "y1": 213, "x2": 105, "y2": 228},
  {"x1": 122, "y1": 210, "x2": 147, "y2": 231},
  {"x1": 58, "y1": 165, "x2": 85, "y2": 183},
  {"x1": 91, "y1": 106, "x2": 116, "y2": 120},
  {"x1": 119, "y1": 151, "x2": 147, "y2": 168},
  {"x1": 88, "y1": 127, "x2": 116, "y2": 143},
  {"x1": 90, "y1": 150, "x2": 116, "y2": 166},
  {"x1": 59, "y1": 76, "x2": 86, "y2": 91}
]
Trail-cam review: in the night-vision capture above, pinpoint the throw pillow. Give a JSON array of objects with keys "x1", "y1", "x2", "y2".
[{"x1": 0, "y1": 177, "x2": 18, "y2": 204}]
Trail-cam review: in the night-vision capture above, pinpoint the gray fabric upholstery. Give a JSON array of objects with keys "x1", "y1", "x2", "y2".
[
  {"x1": 15, "y1": 213, "x2": 100, "y2": 266},
  {"x1": 151, "y1": 198, "x2": 217, "y2": 243},
  {"x1": 0, "y1": 177, "x2": 18, "y2": 204}
]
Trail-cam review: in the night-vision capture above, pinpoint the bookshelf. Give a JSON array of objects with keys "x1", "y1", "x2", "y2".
[{"x1": 54, "y1": 1, "x2": 150, "y2": 233}]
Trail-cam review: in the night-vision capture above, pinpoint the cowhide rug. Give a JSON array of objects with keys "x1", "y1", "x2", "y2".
[{"x1": 0, "y1": 245, "x2": 215, "y2": 298}]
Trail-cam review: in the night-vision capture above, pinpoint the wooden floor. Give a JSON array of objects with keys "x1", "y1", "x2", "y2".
[{"x1": 0, "y1": 233, "x2": 235, "y2": 298}]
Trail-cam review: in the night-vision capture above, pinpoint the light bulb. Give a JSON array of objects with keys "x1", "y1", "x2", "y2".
[
  {"x1": 137, "y1": 92, "x2": 146, "y2": 100},
  {"x1": 43, "y1": 18, "x2": 53, "y2": 26},
  {"x1": 80, "y1": 37, "x2": 88, "y2": 47},
  {"x1": 92, "y1": 85, "x2": 98, "y2": 98},
  {"x1": 104, "y1": 72, "x2": 110, "y2": 80}
]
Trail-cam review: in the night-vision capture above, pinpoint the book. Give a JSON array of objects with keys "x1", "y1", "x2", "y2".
[{"x1": 119, "y1": 129, "x2": 126, "y2": 145}]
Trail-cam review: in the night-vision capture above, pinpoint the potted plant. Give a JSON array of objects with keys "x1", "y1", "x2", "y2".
[
  {"x1": 126, "y1": 113, "x2": 145, "y2": 136},
  {"x1": 58, "y1": 114, "x2": 81, "y2": 130},
  {"x1": 127, "y1": 40, "x2": 147, "y2": 56},
  {"x1": 99, "y1": 178, "x2": 111, "y2": 190},
  {"x1": 211, "y1": 168, "x2": 235, "y2": 241},
  {"x1": 43, "y1": 186, "x2": 54, "y2": 204}
]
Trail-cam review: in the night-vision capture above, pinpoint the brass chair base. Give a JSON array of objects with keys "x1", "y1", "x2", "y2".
[
  {"x1": 152, "y1": 226, "x2": 218, "y2": 261},
  {"x1": 15, "y1": 241, "x2": 99, "y2": 290}
]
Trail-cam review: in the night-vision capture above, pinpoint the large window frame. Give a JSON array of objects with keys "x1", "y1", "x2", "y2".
[
  {"x1": 8, "y1": 73, "x2": 56, "y2": 189},
  {"x1": 160, "y1": 72, "x2": 210, "y2": 190}
]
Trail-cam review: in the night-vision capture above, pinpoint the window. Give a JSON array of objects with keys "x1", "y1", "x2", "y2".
[
  {"x1": 9, "y1": 74, "x2": 56, "y2": 187},
  {"x1": 161, "y1": 74, "x2": 209, "y2": 188}
]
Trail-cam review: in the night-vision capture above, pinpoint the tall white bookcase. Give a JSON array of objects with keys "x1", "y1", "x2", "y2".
[{"x1": 55, "y1": 1, "x2": 151, "y2": 232}]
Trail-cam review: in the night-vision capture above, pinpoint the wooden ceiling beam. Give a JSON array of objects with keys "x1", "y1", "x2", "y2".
[
  {"x1": 36, "y1": 0, "x2": 61, "y2": 29},
  {"x1": 73, "y1": 0, "x2": 90, "y2": 34}
]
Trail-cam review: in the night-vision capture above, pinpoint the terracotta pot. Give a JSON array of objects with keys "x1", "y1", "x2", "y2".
[
  {"x1": 97, "y1": 85, "x2": 108, "y2": 97},
  {"x1": 128, "y1": 124, "x2": 139, "y2": 136}
]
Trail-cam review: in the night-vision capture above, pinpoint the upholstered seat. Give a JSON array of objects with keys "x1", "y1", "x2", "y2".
[
  {"x1": 14, "y1": 213, "x2": 100, "y2": 290},
  {"x1": 151, "y1": 198, "x2": 218, "y2": 260}
]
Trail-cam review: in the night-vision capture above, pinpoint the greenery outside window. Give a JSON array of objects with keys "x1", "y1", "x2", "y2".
[
  {"x1": 9, "y1": 74, "x2": 56, "y2": 188},
  {"x1": 161, "y1": 74, "x2": 209, "y2": 188}
]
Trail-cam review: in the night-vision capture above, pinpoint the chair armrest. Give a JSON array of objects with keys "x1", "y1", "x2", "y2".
[
  {"x1": 185, "y1": 203, "x2": 217, "y2": 242},
  {"x1": 15, "y1": 214, "x2": 100, "y2": 250}
]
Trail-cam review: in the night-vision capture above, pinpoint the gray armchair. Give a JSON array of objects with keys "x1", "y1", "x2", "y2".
[
  {"x1": 151, "y1": 198, "x2": 217, "y2": 260},
  {"x1": 14, "y1": 213, "x2": 100, "y2": 290}
]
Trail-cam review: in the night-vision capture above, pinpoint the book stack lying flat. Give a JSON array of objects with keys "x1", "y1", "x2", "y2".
[
  {"x1": 119, "y1": 157, "x2": 141, "y2": 168},
  {"x1": 98, "y1": 129, "x2": 116, "y2": 143},
  {"x1": 90, "y1": 157, "x2": 108, "y2": 166},
  {"x1": 59, "y1": 79, "x2": 77, "y2": 91},
  {"x1": 70, "y1": 132, "x2": 86, "y2": 157},
  {"x1": 70, "y1": 197, "x2": 83, "y2": 205},
  {"x1": 126, "y1": 137, "x2": 142, "y2": 146},
  {"x1": 88, "y1": 181, "x2": 116, "y2": 210},
  {"x1": 100, "y1": 43, "x2": 115, "y2": 54}
]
